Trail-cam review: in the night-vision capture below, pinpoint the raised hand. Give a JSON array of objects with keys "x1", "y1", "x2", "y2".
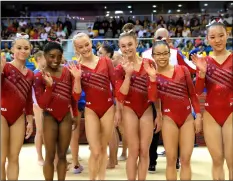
[
  {"x1": 121, "y1": 55, "x2": 134, "y2": 76},
  {"x1": 144, "y1": 60, "x2": 157, "y2": 81},
  {"x1": 191, "y1": 54, "x2": 207, "y2": 73},
  {"x1": 41, "y1": 69, "x2": 53, "y2": 87},
  {"x1": 67, "y1": 61, "x2": 82, "y2": 79},
  {"x1": 1, "y1": 52, "x2": 7, "y2": 73}
]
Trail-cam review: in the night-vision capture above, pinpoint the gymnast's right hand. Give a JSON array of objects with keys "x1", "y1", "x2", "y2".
[
  {"x1": 41, "y1": 69, "x2": 53, "y2": 87},
  {"x1": 1, "y1": 52, "x2": 6, "y2": 73},
  {"x1": 191, "y1": 54, "x2": 207, "y2": 74},
  {"x1": 121, "y1": 55, "x2": 134, "y2": 76}
]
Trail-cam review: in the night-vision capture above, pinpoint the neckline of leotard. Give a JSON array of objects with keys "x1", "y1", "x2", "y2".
[
  {"x1": 49, "y1": 66, "x2": 65, "y2": 80},
  {"x1": 80, "y1": 57, "x2": 101, "y2": 71},
  {"x1": 7, "y1": 63, "x2": 29, "y2": 77},
  {"x1": 157, "y1": 65, "x2": 176, "y2": 80},
  {"x1": 209, "y1": 52, "x2": 232, "y2": 66}
]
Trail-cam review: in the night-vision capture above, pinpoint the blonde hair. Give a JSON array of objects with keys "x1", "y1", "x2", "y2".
[
  {"x1": 72, "y1": 32, "x2": 90, "y2": 61},
  {"x1": 34, "y1": 51, "x2": 44, "y2": 62},
  {"x1": 72, "y1": 32, "x2": 90, "y2": 49}
]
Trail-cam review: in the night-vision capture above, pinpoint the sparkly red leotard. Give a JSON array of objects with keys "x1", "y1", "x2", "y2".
[
  {"x1": 33, "y1": 66, "x2": 79, "y2": 121},
  {"x1": 157, "y1": 65, "x2": 200, "y2": 128},
  {"x1": 1, "y1": 63, "x2": 34, "y2": 126},
  {"x1": 195, "y1": 53, "x2": 233, "y2": 126},
  {"x1": 79, "y1": 57, "x2": 115, "y2": 118},
  {"x1": 115, "y1": 58, "x2": 157, "y2": 118}
]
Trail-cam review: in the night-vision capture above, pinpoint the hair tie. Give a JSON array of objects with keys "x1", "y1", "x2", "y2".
[
  {"x1": 120, "y1": 29, "x2": 134, "y2": 36},
  {"x1": 206, "y1": 18, "x2": 224, "y2": 27},
  {"x1": 16, "y1": 32, "x2": 29, "y2": 39}
]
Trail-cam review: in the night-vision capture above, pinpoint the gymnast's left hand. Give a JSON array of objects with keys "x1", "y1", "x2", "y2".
[
  {"x1": 72, "y1": 117, "x2": 78, "y2": 131},
  {"x1": 114, "y1": 110, "x2": 122, "y2": 127},
  {"x1": 154, "y1": 113, "x2": 162, "y2": 133},
  {"x1": 194, "y1": 114, "x2": 202, "y2": 134},
  {"x1": 25, "y1": 122, "x2": 33, "y2": 139}
]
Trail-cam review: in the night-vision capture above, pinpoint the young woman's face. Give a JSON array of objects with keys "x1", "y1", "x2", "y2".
[
  {"x1": 152, "y1": 44, "x2": 170, "y2": 68},
  {"x1": 207, "y1": 25, "x2": 228, "y2": 52},
  {"x1": 44, "y1": 49, "x2": 62, "y2": 69},
  {"x1": 73, "y1": 36, "x2": 93, "y2": 58},
  {"x1": 98, "y1": 47, "x2": 108, "y2": 58},
  {"x1": 119, "y1": 36, "x2": 137, "y2": 58},
  {"x1": 12, "y1": 39, "x2": 31, "y2": 61},
  {"x1": 112, "y1": 53, "x2": 122, "y2": 67},
  {"x1": 37, "y1": 55, "x2": 46, "y2": 68}
]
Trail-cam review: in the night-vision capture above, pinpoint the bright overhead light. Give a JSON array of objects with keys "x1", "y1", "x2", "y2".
[
  {"x1": 115, "y1": 11, "x2": 123, "y2": 14},
  {"x1": 153, "y1": 10, "x2": 156, "y2": 13},
  {"x1": 110, "y1": 16, "x2": 113, "y2": 19},
  {"x1": 128, "y1": 5, "x2": 132, "y2": 8},
  {"x1": 168, "y1": 10, "x2": 171, "y2": 13},
  {"x1": 106, "y1": 14, "x2": 109, "y2": 17},
  {"x1": 231, "y1": 3, "x2": 233, "y2": 5},
  {"x1": 104, "y1": 6, "x2": 107, "y2": 9},
  {"x1": 130, "y1": 11, "x2": 132, "y2": 13},
  {"x1": 201, "y1": 9, "x2": 205, "y2": 12},
  {"x1": 153, "y1": 5, "x2": 156, "y2": 8},
  {"x1": 177, "y1": 9, "x2": 181, "y2": 12},
  {"x1": 106, "y1": 11, "x2": 110, "y2": 13},
  {"x1": 204, "y1": 3, "x2": 208, "y2": 6},
  {"x1": 178, "y1": 4, "x2": 182, "y2": 7},
  {"x1": 133, "y1": 16, "x2": 135, "y2": 18}
]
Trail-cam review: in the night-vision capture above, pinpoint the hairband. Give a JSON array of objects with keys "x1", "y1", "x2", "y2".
[
  {"x1": 206, "y1": 19, "x2": 224, "y2": 27},
  {"x1": 16, "y1": 33, "x2": 29, "y2": 39},
  {"x1": 120, "y1": 29, "x2": 134, "y2": 36}
]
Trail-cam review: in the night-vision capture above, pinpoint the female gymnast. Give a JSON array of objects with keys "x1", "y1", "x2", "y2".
[
  {"x1": 72, "y1": 33, "x2": 117, "y2": 180},
  {"x1": 152, "y1": 40, "x2": 202, "y2": 180},
  {"x1": 192, "y1": 19, "x2": 233, "y2": 180},
  {"x1": 32, "y1": 50, "x2": 46, "y2": 166},
  {"x1": 33, "y1": 40, "x2": 81, "y2": 180},
  {"x1": 115, "y1": 23, "x2": 158, "y2": 180},
  {"x1": 1, "y1": 33, "x2": 34, "y2": 180}
]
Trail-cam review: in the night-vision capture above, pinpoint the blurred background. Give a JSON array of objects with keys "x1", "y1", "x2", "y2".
[{"x1": 1, "y1": 1, "x2": 232, "y2": 70}]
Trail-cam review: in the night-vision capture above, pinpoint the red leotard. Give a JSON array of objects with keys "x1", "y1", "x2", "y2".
[
  {"x1": 1, "y1": 63, "x2": 34, "y2": 126},
  {"x1": 115, "y1": 58, "x2": 157, "y2": 118},
  {"x1": 33, "y1": 66, "x2": 79, "y2": 121},
  {"x1": 157, "y1": 65, "x2": 200, "y2": 128},
  {"x1": 79, "y1": 57, "x2": 115, "y2": 118},
  {"x1": 195, "y1": 54, "x2": 233, "y2": 126}
]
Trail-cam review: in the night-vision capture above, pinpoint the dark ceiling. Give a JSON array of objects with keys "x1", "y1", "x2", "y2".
[{"x1": 1, "y1": 1, "x2": 232, "y2": 17}]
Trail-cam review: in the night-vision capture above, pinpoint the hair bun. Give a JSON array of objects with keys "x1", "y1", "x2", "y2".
[{"x1": 122, "y1": 23, "x2": 135, "y2": 33}]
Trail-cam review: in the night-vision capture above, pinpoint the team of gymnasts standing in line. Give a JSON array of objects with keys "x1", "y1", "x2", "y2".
[{"x1": 1, "y1": 19, "x2": 232, "y2": 180}]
